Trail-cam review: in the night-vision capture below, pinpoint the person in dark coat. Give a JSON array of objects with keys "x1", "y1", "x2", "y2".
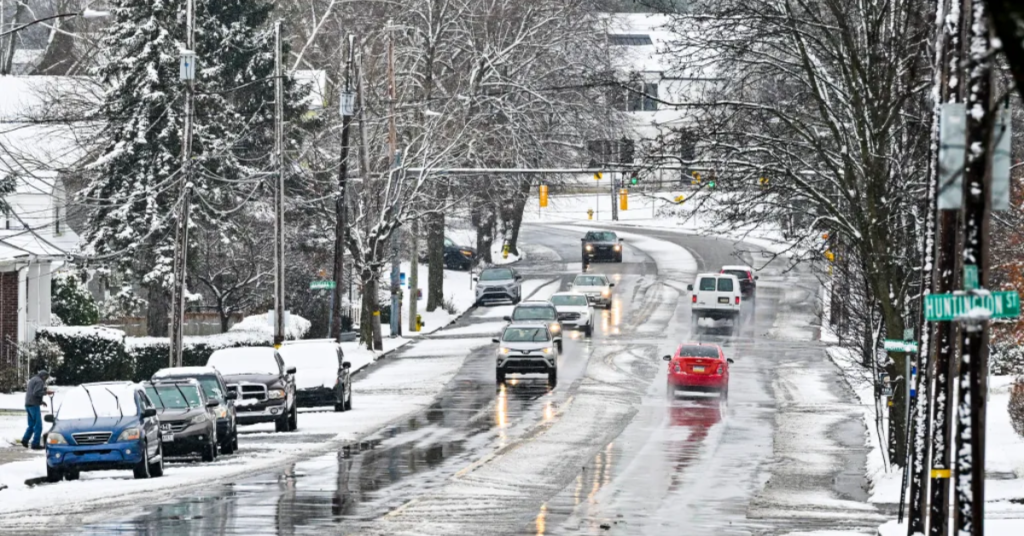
[{"x1": 22, "y1": 370, "x2": 49, "y2": 449}]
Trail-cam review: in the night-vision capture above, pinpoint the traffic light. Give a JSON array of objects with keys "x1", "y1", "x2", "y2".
[
  {"x1": 594, "y1": 172, "x2": 603, "y2": 181},
  {"x1": 691, "y1": 171, "x2": 701, "y2": 185},
  {"x1": 629, "y1": 173, "x2": 639, "y2": 186},
  {"x1": 539, "y1": 184, "x2": 549, "y2": 208},
  {"x1": 759, "y1": 177, "x2": 769, "y2": 188},
  {"x1": 708, "y1": 180, "x2": 716, "y2": 189},
  {"x1": 619, "y1": 189, "x2": 628, "y2": 211}
]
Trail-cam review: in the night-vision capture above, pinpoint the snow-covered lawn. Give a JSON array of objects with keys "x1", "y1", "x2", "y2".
[
  {"x1": 828, "y1": 347, "x2": 1024, "y2": 530},
  {"x1": 384, "y1": 262, "x2": 476, "y2": 338}
]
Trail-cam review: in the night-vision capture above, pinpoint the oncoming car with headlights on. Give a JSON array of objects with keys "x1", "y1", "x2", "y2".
[
  {"x1": 549, "y1": 292, "x2": 594, "y2": 336},
  {"x1": 581, "y1": 230, "x2": 624, "y2": 263},
  {"x1": 494, "y1": 324, "x2": 559, "y2": 386},
  {"x1": 504, "y1": 300, "x2": 563, "y2": 352},
  {"x1": 569, "y1": 273, "x2": 615, "y2": 309}
]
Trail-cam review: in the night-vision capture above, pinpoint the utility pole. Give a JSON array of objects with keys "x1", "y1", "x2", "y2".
[
  {"x1": 331, "y1": 35, "x2": 355, "y2": 342},
  {"x1": 170, "y1": 0, "x2": 196, "y2": 367},
  {"x1": 611, "y1": 172, "x2": 619, "y2": 221},
  {"x1": 273, "y1": 21, "x2": 286, "y2": 347},
  {"x1": 955, "y1": 2, "x2": 993, "y2": 534},
  {"x1": 387, "y1": 19, "x2": 402, "y2": 339}
]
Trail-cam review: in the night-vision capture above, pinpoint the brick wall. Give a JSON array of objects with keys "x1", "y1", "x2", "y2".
[{"x1": 0, "y1": 271, "x2": 19, "y2": 373}]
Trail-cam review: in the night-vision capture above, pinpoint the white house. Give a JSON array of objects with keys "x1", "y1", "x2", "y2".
[{"x1": 0, "y1": 76, "x2": 87, "y2": 357}]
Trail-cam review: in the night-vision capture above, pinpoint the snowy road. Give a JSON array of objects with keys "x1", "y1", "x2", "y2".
[{"x1": 8, "y1": 224, "x2": 886, "y2": 535}]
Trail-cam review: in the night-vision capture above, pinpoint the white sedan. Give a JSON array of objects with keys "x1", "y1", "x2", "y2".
[{"x1": 569, "y1": 274, "x2": 614, "y2": 309}]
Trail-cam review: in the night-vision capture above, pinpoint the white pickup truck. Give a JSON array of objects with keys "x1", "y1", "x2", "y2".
[{"x1": 688, "y1": 273, "x2": 742, "y2": 335}]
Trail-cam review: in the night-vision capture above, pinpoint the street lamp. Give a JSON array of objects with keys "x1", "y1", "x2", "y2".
[{"x1": 0, "y1": 10, "x2": 111, "y2": 39}]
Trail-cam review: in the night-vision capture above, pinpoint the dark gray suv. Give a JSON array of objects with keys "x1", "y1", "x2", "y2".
[{"x1": 144, "y1": 380, "x2": 220, "y2": 462}]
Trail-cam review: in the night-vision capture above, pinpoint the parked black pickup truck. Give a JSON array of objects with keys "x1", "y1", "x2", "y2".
[{"x1": 206, "y1": 347, "x2": 298, "y2": 432}]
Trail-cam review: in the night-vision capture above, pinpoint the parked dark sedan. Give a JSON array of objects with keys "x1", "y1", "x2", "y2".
[
  {"x1": 152, "y1": 366, "x2": 239, "y2": 455},
  {"x1": 419, "y1": 236, "x2": 478, "y2": 270},
  {"x1": 207, "y1": 347, "x2": 298, "y2": 432},
  {"x1": 144, "y1": 380, "x2": 220, "y2": 462},
  {"x1": 279, "y1": 340, "x2": 353, "y2": 412},
  {"x1": 581, "y1": 230, "x2": 624, "y2": 263}
]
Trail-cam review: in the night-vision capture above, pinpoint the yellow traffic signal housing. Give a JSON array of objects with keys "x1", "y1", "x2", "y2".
[
  {"x1": 759, "y1": 177, "x2": 769, "y2": 187},
  {"x1": 619, "y1": 189, "x2": 628, "y2": 211},
  {"x1": 691, "y1": 171, "x2": 701, "y2": 185},
  {"x1": 674, "y1": 195, "x2": 686, "y2": 204},
  {"x1": 539, "y1": 184, "x2": 549, "y2": 207},
  {"x1": 594, "y1": 172, "x2": 603, "y2": 181},
  {"x1": 825, "y1": 250, "x2": 835, "y2": 262}
]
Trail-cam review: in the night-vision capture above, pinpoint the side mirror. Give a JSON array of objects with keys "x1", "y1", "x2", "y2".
[
  {"x1": 609, "y1": 283, "x2": 616, "y2": 287},
  {"x1": 473, "y1": 276, "x2": 479, "y2": 282},
  {"x1": 286, "y1": 366, "x2": 297, "y2": 375},
  {"x1": 754, "y1": 276, "x2": 759, "y2": 280},
  {"x1": 206, "y1": 400, "x2": 220, "y2": 408},
  {"x1": 503, "y1": 316, "x2": 512, "y2": 322},
  {"x1": 142, "y1": 408, "x2": 157, "y2": 418},
  {"x1": 727, "y1": 358, "x2": 735, "y2": 364},
  {"x1": 580, "y1": 238, "x2": 586, "y2": 242},
  {"x1": 619, "y1": 238, "x2": 626, "y2": 242},
  {"x1": 492, "y1": 338, "x2": 500, "y2": 344},
  {"x1": 515, "y1": 275, "x2": 523, "y2": 281},
  {"x1": 342, "y1": 361, "x2": 352, "y2": 369},
  {"x1": 44, "y1": 414, "x2": 55, "y2": 423},
  {"x1": 686, "y1": 284, "x2": 693, "y2": 291},
  {"x1": 225, "y1": 391, "x2": 238, "y2": 400},
  {"x1": 662, "y1": 355, "x2": 672, "y2": 361}
]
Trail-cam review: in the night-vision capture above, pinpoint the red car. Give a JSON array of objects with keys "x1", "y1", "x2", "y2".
[{"x1": 663, "y1": 343, "x2": 734, "y2": 398}]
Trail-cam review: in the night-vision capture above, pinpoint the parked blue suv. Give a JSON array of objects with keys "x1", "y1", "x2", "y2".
[{"x1": 44, "y1": 382, "x2": 164, "y2": 482}]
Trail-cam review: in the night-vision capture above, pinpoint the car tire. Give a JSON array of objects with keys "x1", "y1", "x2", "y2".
[
  {"x1": 221, "y1": 436, "x2": 235, "y2": 455},
  {"x1": 547, "y1": 369, "x2": 558, "y2": 387},
  {"x1": 63, "y1": 469, "x2": 80, "y2": 481},
  {"x1": 335, "y1": 402, "x2": 344, "y2": 412},
  {"x1": 232, "y1": 432, "x2": 239, "y2": 454},
  {"x1": 149, "y1": 443, "x2": 164, "y2": 477},
  {"x1": 133, "y1": 443, "x2": 152, "y2": 479},
  {"x1": 344, "y1": 388, "x2": 352, "y2": 411},
  {"x1": 556, "y1": 340, "x2": 563, "y2": 354},
  {"x1": 275, "y1": 413, "x2": 289, "y2": 433},
  {"x1": 288, "y1": 405, "x2": 298, "y2": 431},
  {"x1": 496, "y1": 370, "x2": 506, "y2": 385},
  {"x1": 202, "y1": 440, "x2": 216, "y2": 463},
  {"x1": 46, "y1": 466, "x2": 62, "y2": 483},
  {"x1": 583, "y1": 323, "x2": 592, "y2": 337}
]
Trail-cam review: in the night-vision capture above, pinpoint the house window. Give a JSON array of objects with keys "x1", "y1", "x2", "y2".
[
  {"x1": 610, "y1": 82, "x2": 659, "y2": 112},
  {"x1": 609, "y1": 34, "x2": 653, "y2": 46}
]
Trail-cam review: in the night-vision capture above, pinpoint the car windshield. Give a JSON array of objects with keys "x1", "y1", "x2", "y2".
[
  {"x1": 208, "y1": 348, "x2": 280, "y2": 375},
  {"x1": 198, "y1": 378, "x2": 225, "y2": 401},
  {"x1": 574, "y1": 275, "x2": 607, "y2": 287},
  {"x1": 444, "y1": 238, "x2": 454, "y2": 247},
  {"x1": 698, "y1": 277, "x2": 717, "y2": 291},
  {"x1": 718, "y1": 278, "x2": 735, "y2": 292},
  {"x1": 503, "y1": 327, "x2": 551, "y2": 342},
  {"x1": 512, "y1": 306, "x2": 556, "y2": 321},
  {"x1": 146, "y1": 384, "x2": 202, "y2": 409},
  {"x1": 679, "y1": 345, "x2": 721, "y2": 358},
  {"x1": 723, "y1": 270, "x2": 748, "y2": 281},
  {"x1": 480, "y1": 268, "x2": 513, "y2": 281},
  {"x1": 57, "y1": 385, "x2": 139, "y2": 420},
  {"x1": 551, "y1": 295, "x2": 588, "y2": 306},
  {"x1": 585, "y1": 232, "x2": 617, "y2": 241}
]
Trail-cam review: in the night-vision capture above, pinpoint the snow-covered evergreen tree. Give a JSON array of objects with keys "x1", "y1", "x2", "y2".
[{"x1": 81, "y1": 0, "x2": 306, "y2": 336}]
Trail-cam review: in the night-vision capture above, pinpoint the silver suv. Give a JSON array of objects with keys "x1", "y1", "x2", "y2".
[
  {"x1": 493, "y1": 323, "x2": 559, "y2": 386},
  {"x1": 474, "y1": 267, "x2": 522, "y2": 306},
  {"x1": 504, "y1": 301, "x2": 563, "y2": 353}
]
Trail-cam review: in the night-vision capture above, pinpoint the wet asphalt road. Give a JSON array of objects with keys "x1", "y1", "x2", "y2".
[{"x1": 63, "y1": 223, "x2": 883, "y2": 536}]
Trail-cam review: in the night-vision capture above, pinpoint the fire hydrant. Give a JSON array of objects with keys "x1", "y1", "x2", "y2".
[
  {"x1": 587, "y1": 209, "x2": 594, "y2": 220},
  {"x1": 502, "y1": 243, "x2": 510, "y2": 259},
  {"x1": 416, "y1": 314, "x2": 425, "y2": 331}
]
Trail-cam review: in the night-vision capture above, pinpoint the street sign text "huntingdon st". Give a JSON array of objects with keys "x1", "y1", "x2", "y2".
[{"x1": 924, "y1": 291, "x2": 1021, "y2": 322}]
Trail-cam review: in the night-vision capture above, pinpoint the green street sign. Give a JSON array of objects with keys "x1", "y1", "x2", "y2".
[
  {"x1": 964, "y1": 265, "x2": 979, "y2": 291},
  {"x1": 884, "y1": 340, "x2": 918, "y2": 353},
  {"x1": 310, "y1": 280, "x2": 337, "y2": 290},
  {"x1": 924, "y1": 291, "x2": 1021, "y2": 322}
]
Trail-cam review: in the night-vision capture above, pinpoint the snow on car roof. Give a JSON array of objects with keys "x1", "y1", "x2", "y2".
[
  {"x1": 207, "y1": 347, "x2": 279, "y2": 375},
  {"x1": 153, "y1": 366, "x2": 220, "y2": 378},
  {"x1": 551, "y1": 291, "x2": 587, "y2": 296},
  {"x1": 720, "y1": 265, "x2": 753, "y2": 271},
  {"x1": 697, "y1": 272, "x2": 738, "y2": 279}
]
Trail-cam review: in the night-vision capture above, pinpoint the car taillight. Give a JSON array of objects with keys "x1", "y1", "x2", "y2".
[
  {"x1": 717, "y1": 364, "x2": 723, "y2": 374},
  {"x1": 735, "y1": 296, "x2": 740, "y2": 305},
  {"x1": 692, "y1": 295, "x2": 697, "y2": 303},
  {"x1": 673, "y1": 364, "x2": 681, "y2": 373}
]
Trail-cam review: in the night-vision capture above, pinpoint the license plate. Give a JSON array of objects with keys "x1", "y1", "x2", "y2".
[
  {"x1": 692, "y1": 366, "x2": 705, "y2": 373},
  {"x1": 163, "y1": 433, "x2": 174, "y2": 442},
  {"x1": 718, "y1": 297, "x2": 730, "y2": 304}
]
